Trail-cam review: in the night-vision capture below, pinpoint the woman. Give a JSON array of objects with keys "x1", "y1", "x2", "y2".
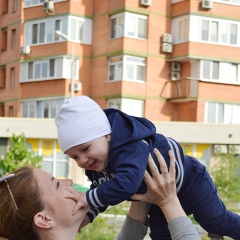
[
  {"x1": 0, "y1": 149, "x2": 199, "y2": 240},
  {"x1": 0, "y1": 166, "x2": 86, "y2": 240}
]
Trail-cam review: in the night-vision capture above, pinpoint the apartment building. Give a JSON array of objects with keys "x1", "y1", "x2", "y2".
[{"x1": 0, "y1": 0, "x2": 239, "y2": 182}]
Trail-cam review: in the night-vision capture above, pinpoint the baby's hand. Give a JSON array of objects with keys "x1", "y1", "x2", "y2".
[{"x1": 62, "y1": 186, "x2": 89, "y2": 215}]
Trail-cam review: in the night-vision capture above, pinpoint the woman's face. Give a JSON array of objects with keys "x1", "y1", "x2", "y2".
[{"x1": 34, "y1": 169, "x2": 89, "y2": 228}]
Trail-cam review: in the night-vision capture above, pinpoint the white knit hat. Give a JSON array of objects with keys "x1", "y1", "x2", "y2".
[{"x1": 55, "y1": 96, "x2": 111, "y2": 153}]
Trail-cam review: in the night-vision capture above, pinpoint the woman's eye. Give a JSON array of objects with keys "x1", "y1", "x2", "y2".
[{"x1": 56, "y1": 181, "x2": 60, "y2": 188}]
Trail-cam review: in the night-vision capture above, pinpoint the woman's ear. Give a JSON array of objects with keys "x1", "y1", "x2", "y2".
[{"x1": 33, "y1": 212, "x2": 55, "y2": 229}]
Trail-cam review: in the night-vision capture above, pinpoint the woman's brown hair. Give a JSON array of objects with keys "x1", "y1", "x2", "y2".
[{"x1": 0, "y1": 167, "x2": 44, "y2": 240}]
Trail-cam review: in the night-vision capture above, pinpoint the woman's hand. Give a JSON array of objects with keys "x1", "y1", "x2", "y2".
[
  {"x1": 132, "y1": 148, "x2": 186, "y2": 223},
  {"x1": 62, "y1": 186, "x2": 90, "y2": 215},
  {"x1": 131, "y1": 148, "x2": 176, "y2": 207}
]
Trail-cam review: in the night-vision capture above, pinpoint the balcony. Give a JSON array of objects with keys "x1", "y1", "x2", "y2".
[{"x1": 161, "y1": 79, "x2": 198, "y2": 102}]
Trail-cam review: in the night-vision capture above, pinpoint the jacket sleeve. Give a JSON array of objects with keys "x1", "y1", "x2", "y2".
[
  {"x1": 86, "y1": 140, "x2": 149, "y2": 209},
  {"x1": 166, "y1": 137, "x2": 185, "y2": 193},
  {"x1": 86, "y1": 206, "x2": 108, "y2": 223}
]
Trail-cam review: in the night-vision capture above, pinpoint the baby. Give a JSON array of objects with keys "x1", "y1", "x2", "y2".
[{"x1": 55, "y1": 96, "x2": 240, "y2": 239}]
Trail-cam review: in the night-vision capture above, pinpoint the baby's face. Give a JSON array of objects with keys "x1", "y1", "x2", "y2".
[{"x1": 65, "y1": 135, "x2": 111, "y2": 172}]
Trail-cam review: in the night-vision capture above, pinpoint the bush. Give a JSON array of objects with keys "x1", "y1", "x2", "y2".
[
  {"x1": 76, "y1": 216, "x2": 120, "y2": 240},
  {"x1": 0, "y1": 133, "x2": 42, "y2": 176}
]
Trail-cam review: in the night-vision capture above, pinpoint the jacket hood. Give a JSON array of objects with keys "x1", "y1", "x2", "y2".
[{"x1": 104, "y1": 109, "x2": 156, "y2": 151}]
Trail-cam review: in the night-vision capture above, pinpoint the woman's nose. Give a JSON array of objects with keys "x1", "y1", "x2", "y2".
[{"x1": 60, "y1": 179, "x2": 73, "y2": 186}]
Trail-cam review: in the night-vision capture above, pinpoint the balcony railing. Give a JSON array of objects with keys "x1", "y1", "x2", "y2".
[{"x1": 161, "y1": 79, "x2": 198, "y2": 100}]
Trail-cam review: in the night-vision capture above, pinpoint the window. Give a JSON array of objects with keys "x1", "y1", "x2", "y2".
[
  {"x1": 178, "y1": 18, "x2": 189, "y2": 42},
  {"x1": 24, "y1": 0, "x2": 62, "y2": 8},
  {"x1": 0, "y1": 67, "x2": 6, "y2": 89},
  {"x1": 26, "y1": 18, "x2": 67, "y2": 45},
  {"x1": 230, "y1": 24, "x2": 237, "y2": 44},
  {"x1": 107, "y1": 98, "x2": 144, "y2": 117},
  {"x1": 108, "y1": 55, "x2": 146, "y2": 82},
  {"x1": 111, "y1": 15, "x2": 124, "y2": 38},
  {"x1": 32, "y1": 24, "x2": 38, "y2": 44},
  {"x1": 12, "y1": 29, "x2": 16, "y2": 49},
  {"x1": 25, "y1": 16, "x2": 92, "y2": 45},
  {"x1": 9, "y1": 106, "x2": 14, "y2": 117},
  {"x1": 230, "y1": 63, "x2": 238, "y2": 82},
  {"x1": 202, "y1": 60, "x2": 211, "y2": 79},
  {"x1": 205, "y1": 102, "x2": 240, "y2": 124},
  {"x1": 179, "y1": 16, "x2": 240, "y2": 46},
  {"x1": 20, "y1": 57, "x2": 79, "y2": 82},
  {"x1": 220, "y1": 23, "x2": 228, "y2": 43},
  {"x1": 201, "y1": 20, "x2": 209, "y2": 41},
  {"x1": 2, "y1": 0, "x2": 8, "y2": 15},
  {"x1": 202, "y1": 60, "x2": 219, "y2": 80},
  {"x1": 30, "y1": 60, "x2": 50, "y2": 80},
  {"x1": 39, "y1": 23, "x2": 45, "y2": 43},
  {"x1": 13, "y1": 0, "x2": 18, "y2": 12},
  {"x1": 214, "y1": 0, "x2": 240, "y2": 5},
  {"x1": 212, "y1": 62, "x2": 219, "y2": 80},
  {"x1": 22, "y1": 98, "x2": 65, "y2": 118},
  {"x1": 1, "y1": 29, "x2": 7, "y2": 52},
  {"x1": 26, "y1": 138, "x2": 69, "y2": 179},
  {"x1": 110, "y1": 12, "x2": 147, "y2": 40},
  {"x1": 11, "y1": 68, "x2": 15, "y2": 88},
  {"x1": 211, "y1": 21, "x2": 218, "y2": 42},
  {"x1": 201, "y1": 60, "x2": 240, "y2": 82}
]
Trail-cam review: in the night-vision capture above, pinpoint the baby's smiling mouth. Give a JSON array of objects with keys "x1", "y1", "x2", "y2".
[{"x1": 87, "y1": 160, "x2": 96, "y2": 169}]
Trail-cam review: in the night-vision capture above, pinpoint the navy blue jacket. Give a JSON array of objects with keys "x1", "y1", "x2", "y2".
[
  {"x1": 84, "y1": 109, "x2": 240, "y2": 240},
  {"x1": 85, "y1": 109, "x2": 186, "y2": 222}
]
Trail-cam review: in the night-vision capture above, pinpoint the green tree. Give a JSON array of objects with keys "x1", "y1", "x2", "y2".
[
  {"x1": 0, "y1": 133, "x2": 42, "y2": 177},
  {"x1": 210, "y1": 152, "x2": 240, "y2": 208}
]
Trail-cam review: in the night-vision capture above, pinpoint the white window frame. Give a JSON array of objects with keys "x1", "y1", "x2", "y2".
[
  {"x1": 214, "y1": 0, "x2": 240, "y2": 6},
  {"x1": 107, "y1": 98, "x2": 144, "y2": 117},
  {"x1": 25, "y1": 16, "x2": 92, "y2": 46},
  {"x1": 174, "y1": 15, "x2": 240, "y2": 47},
  {"x1": 205, "y1": 102, "x2": 240, "y2": 124},
  {"x1": 193, "y1": 60, "x2": 240, "y2": 84},
  {"x1": 20, "y1": 57, "x2": 79, "y2": 82},
  {"x1": 108, "y1": 55, "x2": 146, "y2": 82},
  {"x1": 21, "y1": 98, "x2": 65, "y2": 118},
  {"x1": 24, "y1": 0, "x2": 64, "y2": 8},
  {"x1": 201, "y1": 60, "x2": 220, "y2": 81},
  {"x1": 110, "y1": 12, "x2": 148, "y2": 40}
]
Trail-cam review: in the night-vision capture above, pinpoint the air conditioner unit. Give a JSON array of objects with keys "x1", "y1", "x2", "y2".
[
  {"x1": 228, "y1": 145, "x2": 240, "y2": 154},
  {"x1": 163, "y1": 33, "x2": 172, "y2": 43},
  {"x1": 202, "y1": 0, "x2": 213, "y2": 9},
  {"x1": 140, "y1": 0, "x2": 152, "y2": 6},
  {"x1": 73, "y1": 82, "x2": 82, "y2": 91},
  {"x1": 171, "y1": 62, "x2": 181, "y2": 72},
  {"x1": 43, "y1": 0, "x2": 54, "y2": 11},
  {"x1": 162, "y1": 43, "x2": 173, "y2": 53},
  {"x1": 214, "y1": 145, "x2": 228, "y2": 154},
  {"x1": 171, "y1": 72, "x2": 181, "y2": 81},
  {"x1": 20, "y1": 45, "x2": 31, "y2": 55}
]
